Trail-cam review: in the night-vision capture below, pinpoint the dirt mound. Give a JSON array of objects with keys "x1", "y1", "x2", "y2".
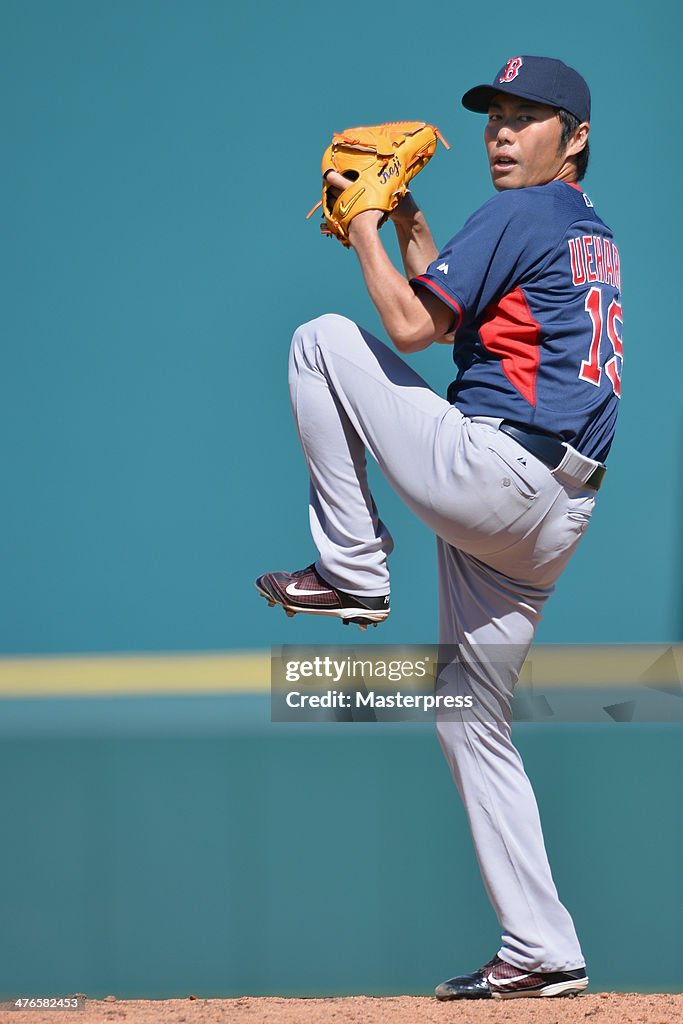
[{"x1": 8, "y1": 993, "x2": 683, "y2": 1024}]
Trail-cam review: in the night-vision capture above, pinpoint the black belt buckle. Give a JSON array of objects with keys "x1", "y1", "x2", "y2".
[{"x1": 499, "y1": 422, "x2": 605, "y2": 491}]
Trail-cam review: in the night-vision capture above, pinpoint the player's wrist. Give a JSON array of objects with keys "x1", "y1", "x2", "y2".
[
  {"x1": 348, "y1": 210, "x2": 384, "y2": 246},
  {"x1": 389, "y1": 191, "x2": 420, "y2": 223}
]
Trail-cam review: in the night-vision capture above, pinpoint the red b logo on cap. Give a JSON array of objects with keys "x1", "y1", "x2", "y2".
[{"x1": 500, "y1": 57, "x2": 523, "y2": 83}]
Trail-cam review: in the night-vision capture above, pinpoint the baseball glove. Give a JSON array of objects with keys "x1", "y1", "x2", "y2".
[{"x1": 306, "y1": 121, "x2": 449, "y2": 247}]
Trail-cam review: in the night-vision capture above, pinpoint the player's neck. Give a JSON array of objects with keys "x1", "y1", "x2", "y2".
[{"x1": 553, "y1": 160, "x2": 580, "y2": 186}]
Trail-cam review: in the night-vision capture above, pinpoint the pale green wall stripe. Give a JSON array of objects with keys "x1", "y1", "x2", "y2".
[
  {"x1": 0, "y1": 651, "x2": 270, "y2": 698},
  {"x1": 0, "y1": 646, "x2": 680, "y2": 698}
]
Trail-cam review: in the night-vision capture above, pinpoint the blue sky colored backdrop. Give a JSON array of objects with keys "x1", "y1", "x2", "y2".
[{"x1": 1, "y1": 0, "x2": 680, "y2": 654}]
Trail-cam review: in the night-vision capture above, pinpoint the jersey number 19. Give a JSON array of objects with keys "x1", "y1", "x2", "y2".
[{"x1": 579, "y1": 286, "x2": 623, "y2": 398}]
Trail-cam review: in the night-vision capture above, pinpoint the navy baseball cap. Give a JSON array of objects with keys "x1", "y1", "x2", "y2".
[{"x1": 462, "y1": 56, "x2": 591, "y2": 123}]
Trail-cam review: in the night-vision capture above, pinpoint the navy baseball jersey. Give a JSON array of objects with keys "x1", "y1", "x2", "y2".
[{"x1": 412, "y1": 180, "x2": 622, "y2": 463}]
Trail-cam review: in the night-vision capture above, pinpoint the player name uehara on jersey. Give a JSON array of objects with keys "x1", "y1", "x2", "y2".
[
  {"x1": 568, "y1": 234, "x2": 621, "y2": 289},
  {"x1": 412, "y1": 180, "x2": 623, "y2": 464}
]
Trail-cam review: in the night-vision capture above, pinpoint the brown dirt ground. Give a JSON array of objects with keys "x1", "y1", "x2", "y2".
[{"x1": 5, "y1": 994, "x2": 683, "y2": 1024}]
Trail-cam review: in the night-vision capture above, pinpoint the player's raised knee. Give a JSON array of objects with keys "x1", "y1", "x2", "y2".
[{"x1": 290, "y1": 313, "x2": 356, "y2": 351}]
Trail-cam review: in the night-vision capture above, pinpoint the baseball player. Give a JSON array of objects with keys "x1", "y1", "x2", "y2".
[{"x1": 256, "y1": 56, "x2": 621, "y2": 999}]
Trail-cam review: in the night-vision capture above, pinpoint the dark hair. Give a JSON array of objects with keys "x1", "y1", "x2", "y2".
[{"x1": 558, "y1": 108, "x2": 589, "y2": 181}]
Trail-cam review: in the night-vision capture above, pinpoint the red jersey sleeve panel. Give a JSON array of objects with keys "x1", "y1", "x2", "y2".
[{"x1": 478, "y1": 286, "x2": 542, "y2": 406}]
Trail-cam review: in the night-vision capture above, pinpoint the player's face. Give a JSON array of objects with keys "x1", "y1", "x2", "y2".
[{"x1": 485, "y1": 95, "x2": 573, "y2": 190}]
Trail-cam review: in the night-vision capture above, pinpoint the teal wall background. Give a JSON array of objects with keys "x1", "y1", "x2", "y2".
[
  {"x1": 1, "y1": 699, "x2": 681, "y2": 999},
  {"x1": 1, "y1": 0, "x2": 681, "y2": 654}
]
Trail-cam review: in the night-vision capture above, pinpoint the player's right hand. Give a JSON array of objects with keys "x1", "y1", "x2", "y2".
[{"x1": 323, "y1": 170, "x2": 356, "y2": 202}]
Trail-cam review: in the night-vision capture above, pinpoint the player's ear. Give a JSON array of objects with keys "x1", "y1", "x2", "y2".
[{"x1": 565, "y1": 121, "x2": 590, "y2": 157}]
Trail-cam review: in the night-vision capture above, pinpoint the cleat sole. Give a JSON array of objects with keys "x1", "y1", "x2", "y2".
[{"x1": 491, "y1": 977, "x2": 589, "y2": 1000}]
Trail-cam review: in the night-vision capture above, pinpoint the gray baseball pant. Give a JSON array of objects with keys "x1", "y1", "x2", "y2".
[{"x1": 288, "y1": 313, "x2": 597, "y2": 972}]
